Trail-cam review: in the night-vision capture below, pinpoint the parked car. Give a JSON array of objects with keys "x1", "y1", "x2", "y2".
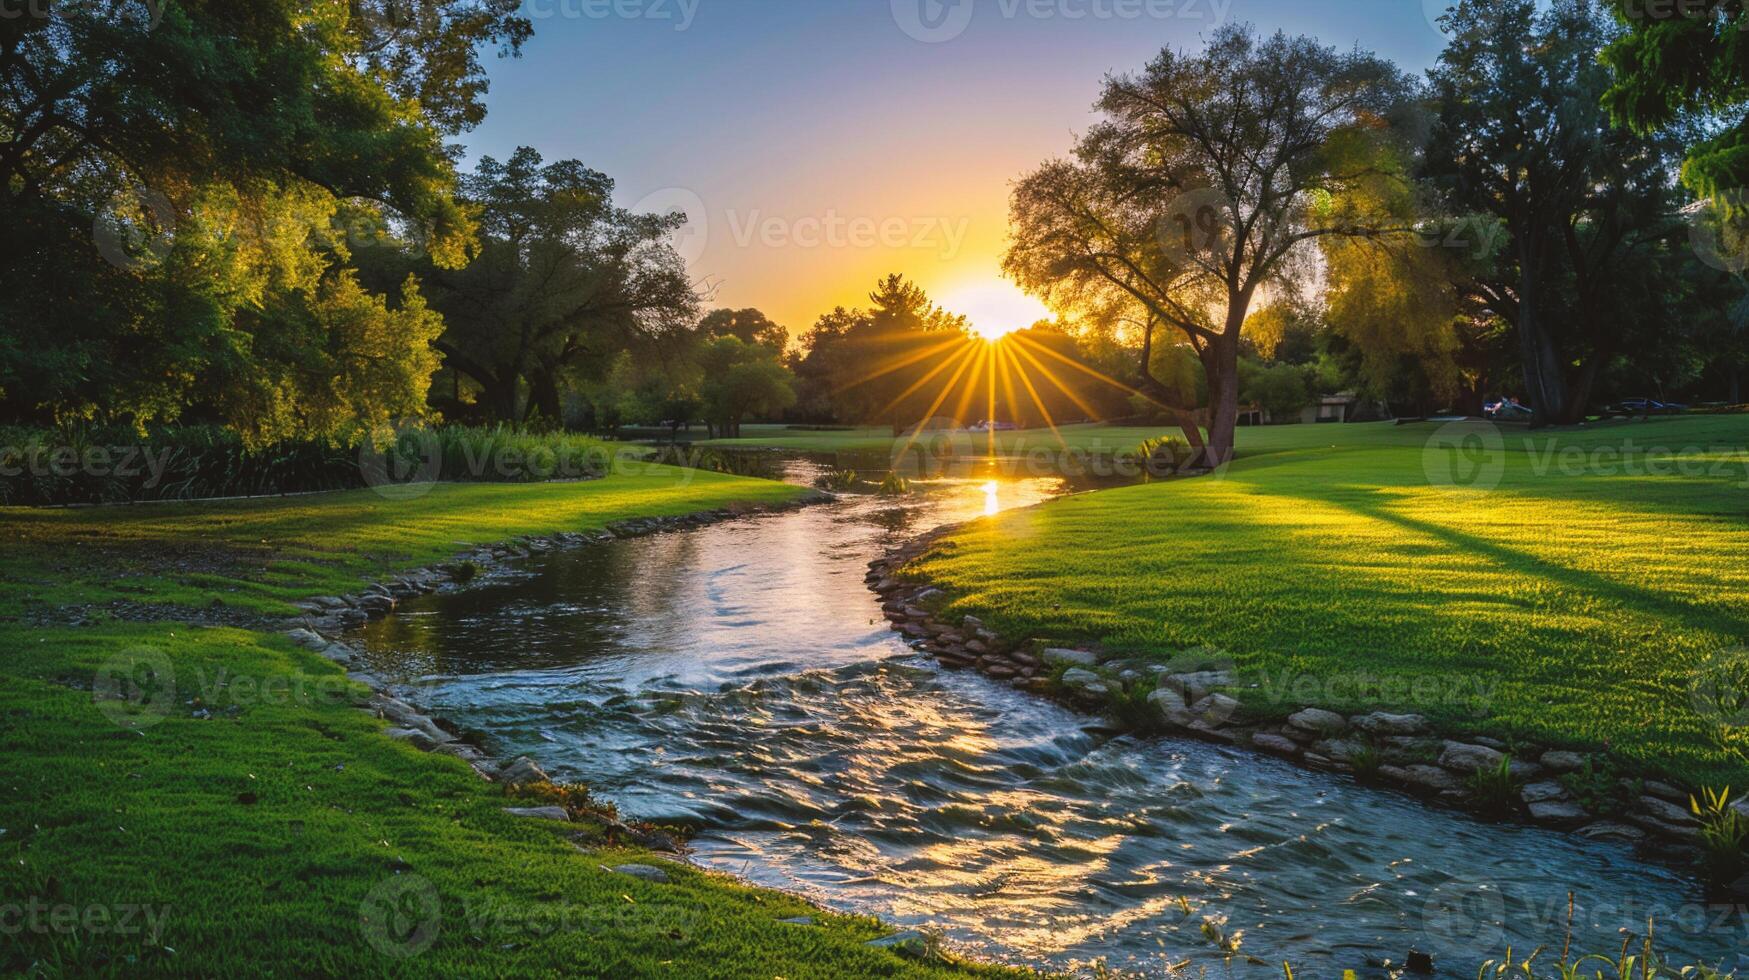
[{"x1": 1614, "y1": 398, "x2": 1687, "y2": 415}]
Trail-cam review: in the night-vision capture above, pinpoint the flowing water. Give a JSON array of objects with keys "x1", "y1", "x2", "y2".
[{"x1": 356, "y1": 460, "x2": 1742, "y2": 976}]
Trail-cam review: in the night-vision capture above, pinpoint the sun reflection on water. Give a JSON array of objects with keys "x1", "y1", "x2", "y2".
[{"x1": 982, "y1": 479, "x2": 1000, "y2": 516}]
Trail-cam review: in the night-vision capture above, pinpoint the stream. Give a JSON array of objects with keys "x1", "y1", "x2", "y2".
[{"x1": 354, "y1": 459, "x2": 1742, "y2": 976}]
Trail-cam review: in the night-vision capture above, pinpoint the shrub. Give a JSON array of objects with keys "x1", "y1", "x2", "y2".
[
  {"x1": 1691, "y1": 786, "x2": 1748, "y2": 878},
  {"x1": 877, "y1": 471, "x2": 911, "y2": 496},
  {"x1": 0, "y1": 424, "x2": 616, "y2": 506},
  {"x1": 1132, "y1": 435, "x2": 1194, "y2": 478},
  {"x1": 1467, "y1": 754, "x2": 1518, "y2": 815}
]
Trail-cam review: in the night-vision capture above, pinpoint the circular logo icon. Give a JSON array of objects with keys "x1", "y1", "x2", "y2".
[
  {"x1": 1421, "y1": 875, "x2": 1506, "y2": 951},
  {"x1": 1423, "y1": 0, "x2": 1458, "y2": 37},
  {"x1": 1688, "y1": 190, "x2": 1749, "y2": 275},
  {"x1": 1422, "y1": 419, "x2": 1505, "y2": 492},
  {"x1": 1158, "y1": 646, "x2": 1240, "y2": 725},
  {"x1": 1157, "y1": 187, "x2": 1236, "y2": 272},
  {"x1": 358, "y1": 424, "x2": 441, "y2": 501},
  {"x1": 892, "y1": 0, "x2": 975, "y2": 42},
  {"x1": 360, "y1": 874, "x2": 441, "y2": 959},
  {"x1": 630, "y1": 187, "x2": 709, "y2": 268},
  {"x1": 890, "y1": 416, "x2": 975, "y2": 479},
  {"x1": 92, "y1": 180, "x2": 176, "y2": 272},
  {"x1": 1690, "y1": 647, "x2": 1749, "y2": 730},
  {"x1": 93, "y1": 647, "x2": 176, "y2": 729}
]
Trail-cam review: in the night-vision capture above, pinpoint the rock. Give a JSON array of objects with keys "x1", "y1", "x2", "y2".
[
  {"x1": 1288, "y1": 708, "x2": 1348, "y2": 735},
  {"x1": 778, "y1": 916, "x2": 817, "y2": 926},
  {"x1": 310, "y1": 596, "x2": 348, "y2": 610},
  {"x1": 1252, "y1": 733, "x2": 1300, "y2": 755},
  {"x1": 610, "y1": 864, "x2": 671, "y2": 883},
  {"x1": 1437, "y1": 741, "x2": 1505, "y2": 774},
  {"x1": 984, "y1": 664, "x2": 1017, "y2": 680},
  {"x1": 961, "y1": 615, "x2": 985, "y2": 632},
  {"x1": 1626, "y1": 813, "x2": 1699, "y2": 840},
  {"x1": 1642, "y1": 780, "x2": 1687, "y2": 804},
  {"x1": 1043, "y1": 648, "x2": 1099, "y2": 668},
  {"x1": 1539, "y1": 750, "x2": 1586, "y2": 773},
  {"x1": 865, "y1": 930, "x2": 930, "y2": 959},
  {"x1": 1159, "y1": 670, "x2": 1233, "y2": 703},
  {"x1": 318, "y1": 643, "x2": 356, "y2": 665},
  {"x1": 1188, "y1": 693, "x2": 1240, "y2": 727},
  {"x1": 384, "y1": 727, "x2": 441, "y2": 751},
  {"x1": 498, "y1": 756, "x2": 550, "y2": 786},
  {"x1": 1528, "y1": 800, "x2": 1590, "y2": 824},
  {"x1": 1636, "y1": 795, "x2": 1697, "y2": 827},
  {"x1": 1471, "y1": 736, "x2": 1508, "y2": 751},
  {"x1": 1351, "y1": 712, "x2": 1428, "y2": 736},
  {"x1": 372, "y1": 696, "x2": 453, "y2": 745},
  {"x1": 1149, "y1": 689, "x2": 1195, "y2": 728},
  {"x1": 1312, "y1": 739, "x2": 1370, "y2": 764},
  {"x1": 1520, "y1": 781, "x2": 1569, "y2": 804},
  {"x1": 434, "y1": 742, "x2": 487, "y2": 763},
  {"x1": 285, "y1": 628, "x2": 327, "y2": 650},
  {"x1": 1395, "y1": 764, "x2": 1465, "y2": 793},
  {"x1": 1507, "y1": 759, "x2": 1544, "y2": 781},
  {"x1": 1575, "y1": 821, "x2": 1645, "y2": 843},
  {"x1": 1059, "y1": 668, "x2": 1108, "y2": 694},
  {"x1": 964, "y1": 640, "x2": 989, "y2": 656},
  {"x1": 1008, "y1": 650, "x2": 1041, "y2": 668},
  {"x1": 504, "y1": 806, "x2": 569, "y2": 822}
]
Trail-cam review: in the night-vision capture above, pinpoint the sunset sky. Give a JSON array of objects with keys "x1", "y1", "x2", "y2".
[{"x1": 467, "y1": 0, "x2": 1454, "y2": 340}]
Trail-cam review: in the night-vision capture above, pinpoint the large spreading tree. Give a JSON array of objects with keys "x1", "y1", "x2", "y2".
[
  {"x1": 0, "y1": 0, "x2": 527, "y2": 440},
  {"x1": 1422, "y1": 0, "x2": 1682, "y2": 425},
  {"x1": 1005, "y1": 25, "x2": 1415, "y2": 464},
  {"x1": 394, "y1": 148, "x2": 698, "y2": 424}
]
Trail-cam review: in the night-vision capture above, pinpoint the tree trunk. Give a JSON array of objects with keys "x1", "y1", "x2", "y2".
[
  {"x1": 526, "y1": 368, "x2": 564, "y2": 427},
  {"x1": 1135, "y1": 318, "x2": 1208, "y2": 459},
  {"x1": 1515, "y1": 255, "x2": 1568, "y2": 426},
  {"x1": 1201, "y1": 335, "x2": 1240, "y2": 467}
]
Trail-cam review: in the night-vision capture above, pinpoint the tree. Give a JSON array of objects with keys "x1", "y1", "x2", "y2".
[
  {"x1": 697, "y1": 336, "x2": 796, "y2": 438},
  {"x1": 1006, "y1": 26, "x2": 1414, "y2": 464},
  {"x1": 404, "y1": 148, "x2": 698, "y2": 424},
  {"x1": 699, "y1": 309, "x2": 789, "y2": 351},
  {"x1": 1423, "y1": 0, "x2": 1680, "y2": 423},
  {"x1": 1601, "y1": 0, "x2": 1749, "y2": 204},
  {"x1": 0, "y1": 0, "x2": 524, "y2": 439}
]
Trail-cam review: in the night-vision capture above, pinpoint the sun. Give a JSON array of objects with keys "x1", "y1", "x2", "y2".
[{"x1": 940, "y1": 279, "x2": 1054, "y2": 342}]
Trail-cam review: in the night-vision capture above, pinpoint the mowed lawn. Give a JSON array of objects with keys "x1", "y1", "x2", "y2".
[
  {"x1": 0, "y1": 465, "x2": 1008, "y2": 977},
  {"x1": 910, "y1": 416, "x2": 1749, "y2": 788}
]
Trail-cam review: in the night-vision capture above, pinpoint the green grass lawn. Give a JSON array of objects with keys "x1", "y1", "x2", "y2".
[
  {"x1": 909, "y1": 416, "x2": 1749, "y2": 789},
  {"x1": 0, "y1": 464, "x2": 1004, "y2": 977}
]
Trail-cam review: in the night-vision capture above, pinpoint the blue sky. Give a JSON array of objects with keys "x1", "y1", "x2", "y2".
[{"x1": 464, "y1": 0, "x2": 1456, "y2": 334}]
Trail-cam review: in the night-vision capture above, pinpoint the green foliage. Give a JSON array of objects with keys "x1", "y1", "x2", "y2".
[
  {"x1": 1691, "y1": 786, "x2": 1749, "y2": 877},
  {"x1": 1349, "y1": 744, "x2": 1384, "y2": 783},
  {"x1": 814, "y1": 468, "x2": 861, "y2": 492},
  {"x1": 1468, "y1": 754, "x2": 1518, "y2": 814},
  {"x1": 878, "y1": 471, "x2": 913, "y2": 496},
  {"x1": 1238, "y1": 360, "x2": 1315, "y2": 421},
  {"x1": 1132, "y1": 435, "x2": 1194, "y2": 478},
  {"x1": 0, "y1": 425, "x2": 614, "y2": 505},
  {"x1": 697, "y1": 336, "x2": 798, "y2": 439},
  {"x1": 1558, "y1": 757, "x2": 1638, "y2": 818},
  {"x1": 1, "y1": 0, "x2": 504, "y2": 435}
]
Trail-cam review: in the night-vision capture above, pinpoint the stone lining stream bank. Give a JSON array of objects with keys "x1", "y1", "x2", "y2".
[{"x1": 866, "y1": 524, "x2": 1747, "y2": 891}]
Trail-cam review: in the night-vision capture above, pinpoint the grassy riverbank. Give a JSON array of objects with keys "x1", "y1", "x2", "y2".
[
  {"x1": 0, "y1": 464, "x2": 1004, "y2": 976},
  {"x1": 909, "y1": 416, "x2": 1749, "y2": 789},
  {"x1": 699, "y1": 422, "x2": 1188, "y2": 456}
]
